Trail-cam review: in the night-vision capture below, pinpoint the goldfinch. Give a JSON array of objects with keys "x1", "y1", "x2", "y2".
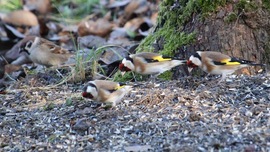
[
  {"x1": 82, "y1": 80, "x2": 132, "y2": 106},
  {"x1": 119, "y1": 52, "x2": 186, "y2": 76},
  {"x1": 19, "y1": 36, "x2": 73, "y2": 67},
  {"x1": 187, "y1": 51, "x2": 264, "y2": 82}
]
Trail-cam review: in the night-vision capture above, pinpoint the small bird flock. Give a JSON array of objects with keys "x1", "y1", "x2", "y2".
[{"x1": 19, "y1": 36, "x2": 265, "y2": 106}]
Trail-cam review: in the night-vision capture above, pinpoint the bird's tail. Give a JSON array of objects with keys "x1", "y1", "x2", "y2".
[
  {"x1": 248, "y1": 63, "x2": 266, "y2": 66},
  {"x1": 230, "y1": 57, "x2": 265, "y2": 66},
  {"x1": 171, "y1": 59, "x2": 187, "y2": 66},
  {"x1": 118, "y1": 82, "x2": 143, "y2": 89}
]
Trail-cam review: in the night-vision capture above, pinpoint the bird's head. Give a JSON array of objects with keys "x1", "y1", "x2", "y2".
[
  {"x1": 82, "y1": 82, "x2": 98, "y2": 99},
  {"x1": 119, "y1": 63, "x2": 131, "y2": 72},
  {"x1": 187, "y1": 52, "x2": 202, "y2": 73},
  {"x1": 119, "y1": 57, "x2": 134, "y2": 75},
  {"x1": 187, "y1": 60, "x2": 198, "y2": 68},
  {"x1": 19, "y1": 36, "x2": 36, "y2": 55}
]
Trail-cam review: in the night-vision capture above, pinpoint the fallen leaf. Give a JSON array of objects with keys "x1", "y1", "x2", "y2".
[
  {"x1": 2, "y1": 10, "x2": 38, "y2": 27},
  {"x1": 118, "y1": 0, "x2": 148, "y2": 26},
  {"x1": 4, "y1": 40, "x2": 32, "y2": 65},
  {"x1": 3, "y1": 24, "x2": 26, "y2": 39},
  {"x1": 4, "y1": 64, "x2": 22, "y2": 74},
  {"x1": 22, "y1": 0, "x2": 51, "y2": 14},
  {"x1": 78, "y1": 18, "x2": 113, "y2": 37},
  {"x1": 77, "y1": 35, "x2": 107, "y2": 49},
  {"x1": 124, "y1": 17, "x2": 152, "y2": 33},
  {"x1": 107, "y1": 27, "x2": 133, "y2": 46},
  {"x1": 107, "y1": 0, "x2": 131, "y2": 8},
  {"x1": 99, "y1": 47, "x2": 128, "y2": 65}
]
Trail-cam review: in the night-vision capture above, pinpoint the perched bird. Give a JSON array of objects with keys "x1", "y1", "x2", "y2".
[
  {"x1": 187, "y1": 51, "x2": 264, "y2": 82},
  {"x1": 119, "y1": 52, "x2": 186, "y2": 76},
  {"x1": 19, "y1": 36, "x2": 73, "y2": 67},
  {"x1": 82, "y1": 80, "x2": 132, "y2": 106}
]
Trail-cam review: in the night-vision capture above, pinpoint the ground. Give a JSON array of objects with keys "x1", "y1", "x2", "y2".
[{"x1": 0, "y1": 71, "x2": 269, "y2": 151}]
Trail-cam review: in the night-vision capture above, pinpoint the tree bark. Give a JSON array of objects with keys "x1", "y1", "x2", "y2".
[
  {"x1": 140, "y1": 0, "x2": 270, "y2": 77},
  {"x1": 184, "y1": 1, "x2": 270, "y2": 75}
]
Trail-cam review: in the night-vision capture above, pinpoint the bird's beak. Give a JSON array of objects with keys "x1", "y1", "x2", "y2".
[
  {"x1": 121, "y1": 71, "x2": 126, "y2": 76},
  {"x1": 188, "y1": 67, "x2": 193, "y2": 73}
]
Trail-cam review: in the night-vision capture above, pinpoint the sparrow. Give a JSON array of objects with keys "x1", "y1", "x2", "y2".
[
  {"x1": 19, "y1": 36, "x2": 73, "y2": 67},
  {"x1": 82, "y1": 80, "x2": 132, "y2": 106},
  {"x1": 187, "y1": 51, "x2": 264, "y2": 82},
  {"x1": 119, "y1": 52, "x2": 186, "y2": 76}
]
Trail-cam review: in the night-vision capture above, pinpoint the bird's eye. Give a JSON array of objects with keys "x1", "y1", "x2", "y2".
[
  {"x1": 25, "y1": 41, "x2": 33, "y2": 50},
  {"x1": 49, "y1": 46, "x2": 55, "y2": 51}
]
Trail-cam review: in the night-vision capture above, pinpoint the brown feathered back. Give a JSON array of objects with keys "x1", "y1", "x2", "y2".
[{"x1": 201, "y1": 51, "x2": 231, "y2": 62}]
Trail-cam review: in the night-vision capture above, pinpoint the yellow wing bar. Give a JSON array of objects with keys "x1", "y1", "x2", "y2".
[
  {"x1": 220, "y1": 59, "x2": 241, "y2": 65},
  {"x1": 114, "y1": 85, "x2": 125, "y2": 90},
  {"x1": 152, "y1": 56, "x2": 172, "y2": 61}
]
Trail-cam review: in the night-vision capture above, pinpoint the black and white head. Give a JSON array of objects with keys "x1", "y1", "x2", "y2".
[
  {"x1": 187, "y1": 51, "x2": 202, "y2": 68},
  {"x1": 82, "y1": 82, "x2": 98, "y2": 99},
  {"x1": 19, "y1": 36, "x2": 37, "y2": 55},
  {"x1": 186, "y1": 51, "x2": 203, "y2": 73},
  {"x1": 119, "y1": 56, "x2": 134, "y2": 72}
]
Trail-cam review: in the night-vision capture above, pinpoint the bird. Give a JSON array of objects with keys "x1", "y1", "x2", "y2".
[
  {"x1": 119, "y1": 52, "x2": 186, "y2": 76},
  {"x1": 82, "y1": 80, "x2": 132, "y2": 106},
  {"x1": 187, "y1": 51, "x2": 264, "y2": 82},
  {"x1": 19, "y1": 36, "x2": 73, "y2": 67}
]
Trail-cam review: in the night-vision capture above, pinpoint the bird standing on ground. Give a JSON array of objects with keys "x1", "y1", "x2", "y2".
[
  {"x1": 82, "y1": 80, "x2": 132, "y2": 106},
  {"x1": 187, "y1": 51, "x2": 264, "y2": 82},
  {"x1": 119, "y1": 52, "x2": 186, "y2": 76},
  {"x1": 19, "y1": 36, "x2": 73, "y2": 67}
]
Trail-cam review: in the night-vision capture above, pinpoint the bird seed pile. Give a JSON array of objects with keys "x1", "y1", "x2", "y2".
[{"x1": 0, "y1": 73, "x2": 269, "y2": 151}]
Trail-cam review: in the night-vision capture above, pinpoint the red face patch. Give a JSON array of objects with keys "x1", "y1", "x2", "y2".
[
  {"x1": 119, "y1": 63, "x2": 131, "y2": 72},
  {"x1": 187, "y1": 60, "x2": 198, "y2": 68},
  {"x1": 82, "y1": 92, "x2": 93, "y2": 99}
]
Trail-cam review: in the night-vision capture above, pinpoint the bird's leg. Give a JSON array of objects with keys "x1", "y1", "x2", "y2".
[
  {"x1": 56, "y1": 69, "x2": 65, "y2": 79},
  {"x1": 149, "y1": 73, "x2": 160, "y2": 83},
  {"x1": 204, "y1": 74, "x2": 226, "y2": 86},
  {"x1": 101, "y1": 102, "x2": 113, "y2": 109},
  {"x1": 50, "y1": 65, "x2": 66, "y2": 80},
  {"x1": 42, "y1": 65, "x2": 47, "y2": 72},
  {"x1": 111, "y1": 101, "x2": 117, "y2": 107},
  {"x1": 218, "y1": 73, "x2": 227, "y2": 84},
  {"x1": 131, "y1": 72, "x2": 137, "y2": 82},
  {"x1": 22, "y1": 66, "x2": 29, "y2": 77},
  {"x1": 201, "y1": 73, "x2": 211, "y2": 84},
  {"x1": 204, "y1": 73, "x2": 211, "y2": 80}
]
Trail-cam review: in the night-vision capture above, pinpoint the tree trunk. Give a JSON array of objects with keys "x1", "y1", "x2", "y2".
[{"x1": 139, "y1": 0, "x2": 270, "y2": 78}]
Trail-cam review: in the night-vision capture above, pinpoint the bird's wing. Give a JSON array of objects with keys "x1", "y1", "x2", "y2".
[
  {"x1": 213, "y1": 57, "x2": 255, "y2": 66},
  {"x1": 204, "y1": 51, "x2": 240, "y2": 66},
  {"x1": 40, "y1": 38, "x2": 71, "y2": 55},
  {"x1": 133, "y1": 52, "x2": 172, "y2": 63},
  {"x1": 94, "y1": 80, "x2": 120, "y2": 92}
]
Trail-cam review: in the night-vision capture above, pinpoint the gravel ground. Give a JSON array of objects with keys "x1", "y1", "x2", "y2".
[{"x1": 0, "y1": 72, "x2": 269, "y2": 152}]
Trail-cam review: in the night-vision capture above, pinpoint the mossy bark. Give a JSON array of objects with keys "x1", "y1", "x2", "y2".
[
  {"x1": 138, "y1": 0, "x2": 270, "y2": 78},
  {"x1": 138, "y1": 0, "x2": 197, "y2": 56}
]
